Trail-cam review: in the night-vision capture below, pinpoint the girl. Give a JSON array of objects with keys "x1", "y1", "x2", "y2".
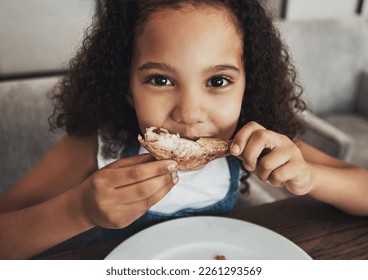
[{"x1": 1, "y1": 0, "x2": 368, "y2": 259}]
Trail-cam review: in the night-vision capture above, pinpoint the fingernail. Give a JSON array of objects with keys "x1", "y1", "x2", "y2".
[
  {"x1": 244, "y1": 163, "x2": 253, "y2": 171},
  {"x1": 231, "y1": 144, "x2": 240, "y2": 155},
  {"x1": 168, "y1": 162, "x2": 178, "y2": 172},
  {"x1": 172, "y1": 172, "x2": 179, "y2": 184}
]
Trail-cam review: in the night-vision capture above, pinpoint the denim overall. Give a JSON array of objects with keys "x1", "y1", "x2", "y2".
[{"x1": 98, "y1": 139, "x2": 241, "y2": 242}]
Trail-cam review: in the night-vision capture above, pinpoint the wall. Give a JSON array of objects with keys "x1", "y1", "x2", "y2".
[
  {"x1": 0, "y1": 0, "x2": 97, "y2": 79},
  {"x1": 263, "y1": 0, "x2": 365, "y2": 19}
]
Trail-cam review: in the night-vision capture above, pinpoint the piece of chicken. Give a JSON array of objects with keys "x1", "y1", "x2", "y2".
[{"x1": 138, "y1": 127, "x2": 231, "y2": 170}]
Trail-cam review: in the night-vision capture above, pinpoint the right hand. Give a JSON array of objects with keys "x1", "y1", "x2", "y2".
[{"x1": 78, "y1": 154, "x2": 178, "y2": 229}]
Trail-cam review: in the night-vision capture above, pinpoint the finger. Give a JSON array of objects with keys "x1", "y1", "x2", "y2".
[
  {"x1": 254, "y1": 147, "x2": 291, "y2": 182},
  {"x1": 244, "y1": 129, "x2": 292, "y2": 171},
  {"x1": 243, "y1": 129, "x2": 272, "y2": 170},
  {"x1": 230, "y1": 121, "x2": 266, "y2": 158},
  {"x1": 85, "y1": 173, "x2": 178, "y2": 229},
  {"x1": 267, "y1": 160, "x2": 299, "y2": 187},
  {"x1": 95, "y1": 159, "x2": 178, "y2": 189},
  {"x1": 108, "y1": 177, "x2": 176, "y2": 229},
  {"x1": 129, "y1": 178, "x2": 179, "y2": 212},
  {"x1": 104, "y1": 153, "x2": 155, "y2": 169},
  {"x1": 115, "y1": 171, "x2": 179, "y2": 203}
]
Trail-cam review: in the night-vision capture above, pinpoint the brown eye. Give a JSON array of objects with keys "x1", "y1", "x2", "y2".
[
  {"x1": 207, "y1": 76, "x2": 231, "y2": 87},
  {"x1": 148, "y1": 76, "x2": 173, "y2": 86}
]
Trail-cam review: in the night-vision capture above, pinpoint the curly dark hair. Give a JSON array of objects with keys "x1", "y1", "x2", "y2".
[{"x1": 49, "y1": 0, "x2": 306, "y2": 158}]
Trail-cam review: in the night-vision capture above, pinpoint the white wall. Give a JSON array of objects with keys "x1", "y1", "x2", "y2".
[
  {"x1": 363, "y1": 0, "x2": 368, "y2": 16},
  {"x1": 0, "y1": 0, "x2": 97, "y2": 75},
  {"x1": 262, "y1": 0, "x2": 284, "y2": 18},
  {"x1": 286, "y1": 0, "x2": 359, "y2": 20}
]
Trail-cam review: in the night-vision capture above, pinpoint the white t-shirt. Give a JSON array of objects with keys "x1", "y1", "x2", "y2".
[{"x1": 97, "y1": 135, "x2": 231, "y2": 214}]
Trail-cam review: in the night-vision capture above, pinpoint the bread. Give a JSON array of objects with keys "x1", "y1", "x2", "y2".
[{"x1": 138, "y1": 127, "x2": 230, "y2": 170}]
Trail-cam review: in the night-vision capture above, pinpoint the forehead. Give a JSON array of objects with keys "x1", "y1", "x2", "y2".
[
  {"x1": 136, "y1": 4, "x2": 242, "y2": 36},
  {"x1": 133, "y1": 5, "x2": 243, "y2": 61}
]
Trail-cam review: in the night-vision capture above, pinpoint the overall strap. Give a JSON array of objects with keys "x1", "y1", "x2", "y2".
[
  {"x1": 226, "y1": 155, "x2": 241, "y2": 192},
  {"x1": 121, "y1": 139, "x2": 141, "y2": 157}
]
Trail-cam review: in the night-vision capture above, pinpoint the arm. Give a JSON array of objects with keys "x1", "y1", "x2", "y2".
[
  {"x1": 0, "y1": 134, "x2": 98, "y2": 212},
  {"x1": 231, "y1": 121, "x2": 368, "y2": 216},
  {"x1": 0, "y1": 134, "x2": 179, "y2": 259},
  {"x1": 296, "y1": 140, "x2": 368, "y2": 216},
  {"x1": 0, "y1": 134, "x2": 98, "y2": 259}
]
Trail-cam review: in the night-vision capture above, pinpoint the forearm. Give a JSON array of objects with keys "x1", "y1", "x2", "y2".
[
  {"x1": 0, "y1": 187, "x2": 94, "y2": 259},
  {"x1": 307, "y1": 163, "x2": 368, "y2": 216}
]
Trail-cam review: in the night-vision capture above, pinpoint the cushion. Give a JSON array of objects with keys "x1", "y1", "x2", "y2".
[
  {"x1": 323, "y1": 114, "x2": 368, "y2": 168},
  {"x1": 0, "y1": 77, "x2": 63, "y2": 194},
  {"x1": 356, "y1": 71, "x2": 368, "y2": 116},
  {"x1": 280, "y1": 17, "x2": 368, "y2": 114},
  {"x1": 301, "y1": 128, "x2": 341, "y2": 159}
]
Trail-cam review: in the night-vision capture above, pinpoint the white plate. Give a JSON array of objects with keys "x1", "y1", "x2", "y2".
[{"x1": 105, "y1": 216, "x2": 312, "y2": 260}]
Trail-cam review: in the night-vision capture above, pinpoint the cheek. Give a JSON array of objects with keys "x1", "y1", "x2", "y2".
[
  {"x1": 215, "y1": 101, "x2": 242, "y2": 136},
  {"x1": 132, "y1": 94, "x2": 172, "y2": 130},
  {"x1": 212, "y1": 89, "x2": 244, "y2": 138},
  {"x1": 134, "y1": 99, "x2": 156, "y2": 126}
]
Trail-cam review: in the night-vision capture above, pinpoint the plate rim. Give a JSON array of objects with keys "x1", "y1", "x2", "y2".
[{"x1": 104, "y1": 216, "x2": 312, "y2": 260}]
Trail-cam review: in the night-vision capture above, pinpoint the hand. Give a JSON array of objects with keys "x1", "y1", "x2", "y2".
[
  {"x1": 78, "y1": 154, "x2": 178, "y2": 229},
  {"x1": 230, "y1": 121, "x2": 313, "y2": 195}
]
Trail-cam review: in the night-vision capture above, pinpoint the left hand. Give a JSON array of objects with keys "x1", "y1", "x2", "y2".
[{"x1": 230, "y1": 121, "x2": 314, "y2": 195}]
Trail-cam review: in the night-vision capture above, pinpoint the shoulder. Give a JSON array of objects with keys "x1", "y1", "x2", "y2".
[
  {"x1": 55, "y1": 133, "x2": 99, "y2": 174},
  {"x1": 30, "y1": 132, "x2": 99, "y2": 185}
]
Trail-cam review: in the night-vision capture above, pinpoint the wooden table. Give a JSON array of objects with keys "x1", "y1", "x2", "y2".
[{"x1": 34, "y1": 196, "x2": 368, "y2": 260}]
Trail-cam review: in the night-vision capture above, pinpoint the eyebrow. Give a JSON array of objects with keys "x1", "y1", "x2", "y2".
[
  {"x1": 137, "y1": 62, "x2": 240, "y2": 74},
  {"x1": 205, "y1": 64, "x2": 240, "y2": 73},
  {"x1": 137, "y1": 62, "x2": 176, "y2": 73}
]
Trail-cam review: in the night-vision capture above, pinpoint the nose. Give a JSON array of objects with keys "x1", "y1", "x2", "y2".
[{"x1": 171, "y1": 88, "x2": 207, "y2": 125}]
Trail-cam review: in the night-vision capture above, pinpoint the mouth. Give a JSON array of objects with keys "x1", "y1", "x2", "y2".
[{"x1": 154, "y1": 127, "x2": 216, "y2": 141}]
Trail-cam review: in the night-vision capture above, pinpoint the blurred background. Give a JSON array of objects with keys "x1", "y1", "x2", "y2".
[
  {"x1": 0, "y1": 0, "x2": 367, "y2": 201},
  {"x1": 265, "y1": 0, "x2": 367, "y2": 19},
  {"x1": 1, "y1": 0, "x2": 366, "y2": 80}
]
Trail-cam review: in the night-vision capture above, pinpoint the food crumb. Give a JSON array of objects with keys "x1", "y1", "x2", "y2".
[{"x1": 214, "y1": 255, "x2": 226, "y2": 260}]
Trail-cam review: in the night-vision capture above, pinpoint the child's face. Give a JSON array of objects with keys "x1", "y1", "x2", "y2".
[{"x1": 130, "y1": 5, "x2": 245, "y2": 140}]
